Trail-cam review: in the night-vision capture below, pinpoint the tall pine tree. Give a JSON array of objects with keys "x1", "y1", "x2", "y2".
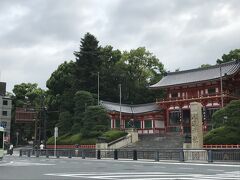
[{"x1": 74, "y1": 33, "x2": 101, "y2": 93}]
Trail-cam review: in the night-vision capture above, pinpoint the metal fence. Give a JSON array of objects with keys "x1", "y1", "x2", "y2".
[{"x1": 19, "y1": 148, "x2": 240, "y2": 163}]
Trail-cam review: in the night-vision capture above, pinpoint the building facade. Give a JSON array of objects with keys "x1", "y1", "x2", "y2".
[
  {"x1": 0, "y1": 82, "x2": 12, "y2": 142},
  {"x1": 103, "y1": 60, "x2": 240, "y2": 135},
  {"x1": 150, "y1": 60, "x2": 240, "y2": 134},
  {"x1": 101, "y1": 101, "x2": 165, "y2": 134}
]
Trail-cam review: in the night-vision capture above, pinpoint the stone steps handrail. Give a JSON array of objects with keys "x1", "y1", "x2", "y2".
[{"x1": 108, "y1": 134, "x2": 131, "y2": 147}]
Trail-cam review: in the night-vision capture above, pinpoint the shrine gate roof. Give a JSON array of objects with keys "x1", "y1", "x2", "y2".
[
  {"x1": 100, "y1": 101, "x2": 160, "y2": 114},
  {"x1": 150, "y1": 60, "x2": 240, "y2": 88}
]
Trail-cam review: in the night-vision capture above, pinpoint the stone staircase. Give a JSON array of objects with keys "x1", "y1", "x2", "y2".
[{"x1": 123, "y1": 133, "x2": 184, "y2": 149}]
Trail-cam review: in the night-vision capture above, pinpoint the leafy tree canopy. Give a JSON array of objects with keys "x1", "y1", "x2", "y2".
[
  {"x1": 11, "y1": 83, "x2": 45, "y2": 144},
  {"x1": 82, "y1": 106, "x2": 110, "y2": 137},
  {"x1": 46, "y1": 61, "x2": 76, "y2": 96},
  {"x1": 217, "y1": 49, "x2": 240, "y2": 64},
  {"x1": 205, "y1": 100, "x2": 240, "y2": 144},
  {"x1": 212, "y1": 100, "x2": 240, "y2": 128},
  {"x1": 13, "y1": 83, "x2": 45, "y2": 108},
  {"x1": 200, "y1": 64, "x2": 211, "y2": 68},
  {"x1": 119, "y1": 47, "x2": 165, "y2": 103},
  {"x1": 57, "y1": 111, "x2": 73, "y2": 136},
  {"x1": 43, "y1": 33, "x2": 166, "y2": 142}
]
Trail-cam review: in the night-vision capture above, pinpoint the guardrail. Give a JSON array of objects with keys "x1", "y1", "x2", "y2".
[
  {"x1": 46, "y1": 145, "x2": 96, "y2": 149},
  {"x1": 203, "y1": 144, "x2": 240, "y2": 148},
  {"x1": 19, "y1": 148, "x2": 240, "y2": 163}
]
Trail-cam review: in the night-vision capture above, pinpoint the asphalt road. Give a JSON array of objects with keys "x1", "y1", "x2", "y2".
[{"x1": 0, "y1": 155, "x2": 239, "y2": 180}]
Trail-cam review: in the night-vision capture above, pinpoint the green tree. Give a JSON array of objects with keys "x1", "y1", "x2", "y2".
[
  {"x1": 74, "y1": 33, "x2": 101, "y2": 93},
  {"x1": 57, "y1": 111, "x2": 73, "y2": 136},
  {"x1": 200, "y1": 64, "x2": 211, "y2": 68},
  {"x1": 120, "y1": 47, "x2": 165, "y2": 103},
  {"x1": 82, "y1": 106, "x2": 110, "y2": 137},
  {"x1": 11, "y1": 83, "x2": 45, "y2": 145},
  {"x1": 204, "y1": 100, "x2": 240, "y2": 144},
  {"x1": 46, "y1": 61, "x2": 76, "y2": 96},
  {"x1": 45, "y1": 61, "x2": 77, "y2": 136},
  {"x1": 98, "y1": 45, "x2": 123, "y2": 102},
  {"x1": 212, "y1": 100, "x2": 240, "y2": 128},
  {"x1": 13, "y1": 83, "x2": 45, "y2": 108},
  {"x1": 217, "y1": 49, "x2": 240, "y2": 64},
  {"x1": 72, "y1": 91, "x2": 95, "y2": 133}
]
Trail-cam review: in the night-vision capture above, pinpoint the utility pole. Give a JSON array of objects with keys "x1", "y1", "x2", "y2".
[
  {"x1": 98, "y1": 72, "x2": 100, "y2": 105},
  {"x1": 119, "y1": 84, "x2": 122, "y2": 129},
  {"x1": 219, "y1": 63, "x2": 224, "y2": 108},
  {"x1": 43, "y1": 107, "x2": 47, "y2": 147}
]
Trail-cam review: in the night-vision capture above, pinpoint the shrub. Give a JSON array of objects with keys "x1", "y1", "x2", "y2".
[
  {"x1": 204, "y1": 126, "x2": 240, "y2": 144},
  {"x1": 47, "y1": 133, "x2": 96, "y2": 145},
  {"x1": 80, "y1": 138, "x2": 96, "y2": 145},
  {"x1": 70, "y1": 133, "x2": 82, "y2": 144},
  {"x1": 102, "y1": 130, "x2": 128, "y2": 142}
]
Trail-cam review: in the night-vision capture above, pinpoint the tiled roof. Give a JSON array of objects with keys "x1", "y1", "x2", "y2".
[
  {"x1": 150, "y1": 60, "x2": 240, "y2": 88},
  {"x1": 100, "y1": 101, "x2": 160, "y2": 114}
]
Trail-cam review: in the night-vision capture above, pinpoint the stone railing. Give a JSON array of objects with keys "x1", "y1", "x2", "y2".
[{"x1": 96, "y1": 129, "x2": 138, "y2": 150}]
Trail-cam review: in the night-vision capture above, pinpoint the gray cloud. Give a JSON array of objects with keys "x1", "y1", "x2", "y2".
[{"x1": 0, "y1": 0, "x2": 240, "y2": 92}]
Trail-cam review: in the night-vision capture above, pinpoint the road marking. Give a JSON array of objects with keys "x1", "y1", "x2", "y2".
[
  {"x1": 0, "y1": 161, "x2": 55, "y2": 166},
  {"x1": 87, "y1": 159, "x2": 240, "y2": 168},
  {"x1": 208, "y1": 169, "x2": 224, "y2": 172},
  {"x1": 179, "y1": 167, "x2": 193, "y2": 170},
  {"x1": 45, "y1": 171, "x2": 240, "y2": 179}
]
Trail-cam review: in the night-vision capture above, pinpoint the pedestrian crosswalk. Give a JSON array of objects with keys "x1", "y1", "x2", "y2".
[{"x1": 45, "y1": 171, "x2": 240, "y2": 179}]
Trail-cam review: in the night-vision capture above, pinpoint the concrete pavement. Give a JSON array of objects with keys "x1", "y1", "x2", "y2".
[{"x1": 0, "y1": 155, "x2": 239, "y2": 179}]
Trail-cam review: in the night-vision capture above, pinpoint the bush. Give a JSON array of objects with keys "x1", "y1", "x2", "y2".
[
  {"x1": 80, "y1": 138, "x2": 96, "y2": 145},
  {"x1": 204, "y1": 126, "x2": 240, "y2": 144},
  {"x1": 46, "y1": 130, "x2": 128, "y2": 145},
  {"x1": 70, "y1": 133, "x2": 82, "y2": 144},
  {"x1": 102, "y1": 130, "x2": 128, "y2": 142},
  {"x1": 47, "y1": 133, "x2": 96, "y2": 145}
]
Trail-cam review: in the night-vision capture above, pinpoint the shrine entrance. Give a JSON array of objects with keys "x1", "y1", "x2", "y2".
[{"x1": 182, "y1": 109, "x2": 191, "y2": 134}]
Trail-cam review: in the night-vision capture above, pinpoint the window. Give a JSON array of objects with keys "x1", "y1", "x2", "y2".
[
  {"x1": 0, "y1": 121, "x2": 7, "y2": 128},
  {"x1": 134, "y1": 120, "x2": 141, "y2": 128},
  {"x1": 144, "y1": 120, "x2": 152, "y2": 128},
  {"x1": 169, "y1": 111, "x2": 180, "y2": 125},
  {"x1": 208, "y1": 88, "x2": 216, "y2": 94},
  {"x1": 182, "y1": 110, "x2": 190, "y2": 124},
  {"x1": 2, "y1": 111, "x2": 7, "y2": 116},
  {"x1": 171, "y1": 92, "x2": 178, "y2": 98},
  {"x1": 125, "y1": 119, "x2": 132, "y2": 128},
  {"x1": 115, "y1": 119, "x2": 120, "y2": 128},
  {"x1": 3, "y1": 100, "x2": 8, "y2": 106},
  {"x1": 205, "y1": 108, "x2": 219, "y2": 121}
]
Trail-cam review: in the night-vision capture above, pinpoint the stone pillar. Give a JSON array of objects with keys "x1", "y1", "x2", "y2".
[{"x1": 190, "y1": 102, "x2": 203, "y2": 149}]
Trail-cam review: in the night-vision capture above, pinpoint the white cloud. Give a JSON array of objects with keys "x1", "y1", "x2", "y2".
[{"x1": 0, "y1": 0, "x2": 240, "y2": 92}]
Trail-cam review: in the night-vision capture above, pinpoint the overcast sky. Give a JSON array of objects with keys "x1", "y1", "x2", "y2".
[{"x1": 1, "y1": 0, "x2": 240, "y2": 92}]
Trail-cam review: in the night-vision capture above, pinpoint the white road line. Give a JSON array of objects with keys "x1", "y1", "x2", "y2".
[
  {"x1": 87, "y1": 159, "x2": 240, "y2": 168},
  {"x1": 179, "y1": 167, "x2": 193, "y2": 170},
  {"x1": 45, "y1": 171, "x2": 240, "y2": 180},
  {"x1": 0, "y1": 161, "x2": 55, "y2": 166},
  {"x1": 207, "y1": 169, "x2": 224, "y2": 172}
]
